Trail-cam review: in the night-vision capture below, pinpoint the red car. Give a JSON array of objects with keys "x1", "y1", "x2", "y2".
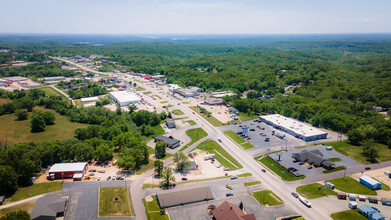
[
  {"x1": 261, "y1": 169, "x2": 266, "y2": 172},
  {"x1": 307, "y1": 166, "x2": 313, "y2": 169},
  {"x1": 192, "y1": 112, "x2": 195, "y2": 114},
  {"x1": 365, "y1": 166, "x2": 371, "y2": 170}
]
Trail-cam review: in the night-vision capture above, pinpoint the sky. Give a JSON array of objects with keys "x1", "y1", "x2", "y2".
[{"x1": 0, "y1": 0, "x2": 390, "y2": 34}]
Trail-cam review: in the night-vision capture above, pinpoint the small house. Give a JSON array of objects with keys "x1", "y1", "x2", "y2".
[
  {"x1": 368, "y1": 196, "x2": 378, "y2": 204},
  {"x1": 381, "y1": 198, "x2": 391, "y2": 206},
  {"x1": 358, "y1": 195, "x2": 366, "y2": 202},
  {"x1": 358, "y1": 205, "x2": 377, "y2": 217},
  {"x1": 349, "y1": 194, "x2": 356, "y2": 201},
  {"x1": 360, "y1": 175, "x2": 382, "y2": 190},
  {"x1": 337, "y1": 193, "x2": 347, "y2": 200},
  {"x1": 348, "y1": 201, "x2": 357, "y2": 209}
]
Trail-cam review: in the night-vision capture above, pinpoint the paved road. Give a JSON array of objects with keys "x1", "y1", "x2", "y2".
[{"x1": 57, "y1": 59, "x2": 332, "y2": 220}]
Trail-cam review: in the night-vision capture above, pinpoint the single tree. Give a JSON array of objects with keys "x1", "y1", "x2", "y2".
[
  {"x1": 128, "y1": 105, "x2": 136, "y2": 113},
  {"x1": 362, "y1": 139, "x2": 379, "y2": 163},
  {"x1": 155, "y1": 141, "x2": 166, "y2": 159},
  {"x1": 15, "y1": 109, "x2": 28, "y2": 120},
  {"x1": 173, "y1": 152, "x2": 190, "y2": 172},
  {"x1": 31, "y1": 113, "x2": 46, "y2": 132},
  {"x1": 160, "y1": 167, "x2": 175, "y2": 189},
  {"x1": 42, "y1": 111, "x2": 55, "y2": 125},
  {"x1": 154, "y1": 160, "x2": 164, "y2": 177}
]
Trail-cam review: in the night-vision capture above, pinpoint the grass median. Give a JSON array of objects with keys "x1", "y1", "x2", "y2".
[
  {"x1": 172, "y1": 109, "x2": 184, "y2": 115},
  {"x1": 251, "y1": 190, "x2": 284, "y2": 206},
  {"x1": 99, "y1": 187, "x2": 134, "y2": 217},
  {"x1": 322, "y1": 166, "x2": 346, "y2": 174},
  {"x1": 244, "y1": 181, "x2": 261, "y2": 187},
  {"x1": 179, "y1": 128, "x2": 207, "y2": 152},
  {"x1": 258, "y1": 156, "x2": 305, "y2": 181},
  {"x1": 296, "y1": 183, "x2": 337, "y2": 199},
  {"x1": 224, "y1": 130, "x2": 255, "y2": 149}
]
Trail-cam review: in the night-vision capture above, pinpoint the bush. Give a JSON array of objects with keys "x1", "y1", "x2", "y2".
[{"x1": 15, "y1": 109, "x2": 28, "y2": 120}]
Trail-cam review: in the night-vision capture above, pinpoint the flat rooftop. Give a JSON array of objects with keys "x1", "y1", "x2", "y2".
[
  {"x1": 109, "y1": 91, "x2": 141, "y2": 103},
  {"x1": 260, "y1": 114, "x2": 327, "y2": 137},
  {"x1": 48, "y1": 162, "x2": 87, "y2": 173}
]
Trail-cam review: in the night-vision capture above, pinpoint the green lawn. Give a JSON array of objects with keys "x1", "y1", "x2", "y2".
[
  {"x1": 153, "y1": 95, "x2": 162, "y2": 99},
  {"x1": 237, "y1": 173, "x2": 252, "y2": 177},
  {"x1": 224, "y1": 131, "x2": 245, "y2": 144},
  {"x1": 195, "y1": 140, "x2": 242, "y2": 170},
  {"x1": 136, "y1": 87, "x2": 146, "y2": 91},
  {"x1": 331, "y1": 209, "x2": 367, "y2": 220},
  {"x1": 241, "y1": 143, "x2": 255, "y2": 150},
  {"x1": 321, "y1": 141, "x2": 391, "y2": 164},
  {"x1": 328, "y1": 176, "x2": 377, "y2": 195},
  {"x1": 189, "y1": 106, "x2": 224, "y2": 127},
  {"x1": 244, "y1": 181, "x2": 262, "y2": 187},
  {"x1": 143, "y1": 195, "x2": 169, "y2": 220},
  {"x1": 143, "y1": 91, "x2": 152, "y2": 95},
  {"x1": 296, "y1": 183, "x2": 337, "y2": 199},
  {"x1": 179, "y1": 128, "x2": 208, "y2": 152},
  {"x1": 258, "y1": 156, "x2": 305, "y2": 181},
  {"x1": 99, "y1": 187, "x2": 133, "y2": 217},
  {"x1": 173, "y1": 117, "x2": 188, "y2": 120},
  {"x1": 323, "y1": 166, "x2": 346, "y2": 174},
  {"x1": 238, "y1": 113, "x2": 259, "y2": 122},
  {"x1": 0, "y1": 200, "x2": 36, "y2": 217},
  {"x1": 5, "y1": 182, "x2": 63, "y2": 204},
  {"x1": 328, "y1": 157, "x2": 343, "y2": 162},
  {"x1": 185, "y1": 120, "x2": 196, "y2": 125},
  {"x1": 172, "y1": 109, "x2": 184, "y2": 115},
  {"x1": 0, "y1": 107, "x2": 88, "y2": 145},
  {"x1": 160, "y1": 101, "x2": 168, "y2": 104},
  {"x1": 182, "y1": 102, "x2": 190, "y2": 104},
  {"x1": 145, "y1": 123, "x2": 165, "y2": 141},
  {"x1": 251, "y1": 190, "x2": 284, "y2": 206},
  {"x1": 38, "y1": 87, "x2": 70, "y2": 103},
  {"x1": 136, "y1": 160, "x2": 155, "y2": 175}
]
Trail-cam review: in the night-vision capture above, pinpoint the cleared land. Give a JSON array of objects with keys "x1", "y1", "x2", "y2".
[
  {"x1": 143, "y1": 195, "x2": 169, "y2": 220},
  {"x1": 296, "y1": 183, "x2": 337, "y2": 199},
  {"x1": 244, "y1": 181, "x2": 262, "y2": 187},
  {"x1": 251, "y1": 190, "x2": 284, "y2": 206},
  {"x1": 185, "y1": 120, "x2": 196, "y2": 125},
  {"x1": 331, "y1": 209, "x2": 367, "y2": 220},
  {"x1": 99, "y1": 187, "x2": 134, "y2": 217},
  {"x1": 5, "y1": 182, "x2": 63, "y2": 204},
  {"x1": 179, "y1": 128, "x2": 208, "y2": 152},
  {"x1": 322, "y1": 141, "x2": 391, "y2": 164},
  {"x1": 0, "y1": 199, "x2": 36, "y2": 217},
  {"x1": 190, "y1": 106, "x2": 224, "y2": 127},
  {"x1": 328, "y1": 176, "x2": 377, "y2": 195},
  {"x1": 195, "y1": 140, "x2": 242, "y2": 170},
  {"x1": 172, "y1": 109, "x2": 184, "y2": 115},
  {"x1": 258, "y1": 156, "x2": 305, "y2": 181}
]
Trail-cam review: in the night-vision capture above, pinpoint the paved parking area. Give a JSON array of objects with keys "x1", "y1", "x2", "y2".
[
  {"x1": 168, "y1": 195, "x2": 298, "y2": 220},
  {"x1": 268, "y1": 145, "x2": 361, "y2": 177}
]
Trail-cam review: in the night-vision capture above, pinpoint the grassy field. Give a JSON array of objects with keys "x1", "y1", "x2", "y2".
[
  {"x1": 172, "y1": 109, "x2": 184, "y2": 115},
  {"x1": 136, "y1": 87, "x2": 146, "y2": 91},
  {"x1": 185, "y1": 120, "x2": 196, "y2": 125},
  {"x1": 179, "y1": 128, "x2": 208, "y2": 152},
  {"x1": 238, "y1": 113, "x2": 259, "y2": 122},
  {"x1": 296, "y1": 183, "x2": 337, "y2": 199},
  {"x1": 241, "y1": 143, "x2": 255, "y2": 149},
  {"x1": 323, "y1": 166, "x2": 346, "y2": 174},
  {"x1": 0, "y1": 107, "x2": 88, "y2": 145},
  {"x1": 328, "y1": 157, "x2": 343, "y2": 162},
  {"x1": 251, "y1": 190, "x2": 284, "y2": 206},
  {"x1": 224, "y1": 130, "x2": 254, "y2": 149},
  {"x1": 145, "y1": 123, "x2": 165, "y2": 142},
  {"x1": 38, "y1": 87, "x2": 70, "y2": 103},
  {"x1": 195, "y1": 140, "x2": 242, "y2": 170},
  {"x1": 143, "y1": 195, "x2": 169, "y2": 220},
  {"x1": 0, "y1": 98, "x2": 11, "y2": 105},
  {"x1": 189, "y1": 106, "x2": 224, "y2": 127},
  {"x1": 244, "y1": 181, "x2": 262, "y2": 187},
  {"x1": 328, "y1": 176, "x2": 377, "y2": 195},
  {"x1": 99, "y1": 187, "x2": 134, "y2": 217},
  {"x1": 321, "y1": 141, "x2": 391, "y2": 164},
  {"x1": 5, "y1": 182, "x2": 63, "y2": 204},
  {"x1": 331, "y1": 209, "x2": 367, "y2": 220},
  {"x1": 258, "y1": 156, "x2": 305, "y2": 181},
  {"x1": 0, "y1": 199, "x2": 36, "y2": 217}
]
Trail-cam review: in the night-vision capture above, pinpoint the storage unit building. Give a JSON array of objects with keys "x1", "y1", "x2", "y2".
[
  {"x1": 369, "y1": 212, "x2": 385, "y2": 220},
  {"x1": 381, "y1": 198, "x2": 391, "y2": 206},
  {"x1": 358, "y1": 205, "x2": 377, "y2": 217},
  {"x1": 358, "y1": 195, "x2": 366, "y2": 202},
  {"x1": 368, "y1": 197, "x2": 378, "y2": 204},
  {"x1": 337, "y1": 193, "x2": 347, "y2": 200},
  {"x1": 165, "y1": 118, "x2": 176, "y2": 128},
  {"x1": 156, "y1": 186, "x2": 213, "y2": 208},
  {"x1": 109, "y1": 91, "x2": 142, "y2": 107},
  {"x1": 348, "y1": 202, "x2": 357, "y2": 209},
  {"x1": 47, "y1": 162, "x2": 88, "y2": 180},
  {"x1": 360, "y1": 175, "x2": 382, "y2": 190},
  {"x1": 349, "y1": 194, "x2": 356, "y2": 201},
  {"x1": 80, "y1": 97, "x2": 99, "y2": 103},
  {"x1": 153, "y1": 135, "x2": 180, "y2": 149}
]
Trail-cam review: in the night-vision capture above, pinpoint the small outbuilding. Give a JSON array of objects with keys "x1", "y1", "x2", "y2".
[
  {"x1": 358, "y1": 205, "x2": 377, "y2": 217},
  {"x1": 349, "y1": 194, "x2": 356, "y2": 201},
  {"x1": 165, "y1": 118, "x2": 176, "y2": 129},
  {"x1": 360, "y1": 175, "x2": 382, "y2": 190},
  {"x1": 381, "y1": 198, "x2": 391, "y2": 206},
  {"x1": 348, "y1": 201, "x2": 357, "y2": 209},
  {"x1": 80, "y1": 97, "x2": 99, "y2": 103},
  {"x1": 368, "y1": 196, "x2": 378, "y2": 204},
  {"x1": 358, "y1": 195, "x2": 366, "y2": 202},
  {"x1": 337, "y1": 193, "x2": 347, "y2": 200}
]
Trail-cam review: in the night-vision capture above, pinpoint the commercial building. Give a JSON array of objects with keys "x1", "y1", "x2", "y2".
[
  {"x1": 211, "y1": 91, "x2": 235, "y2": 98},
  {"x1": 165, "y1": 118, "x2": 176, "y2": 128},
  {"x1": 204, "y1": 98, "x2": 224, "y2": 105},
  {"x1": 47, "y1": 162, "x2": 88, "y2": 180},
  {"x1": 359, "y1": 175, "x2": 382, "y2": 190},
  {"x1": 80, "y1": 97, "x2": 99, "y2": 103},
  {"x1": 155, "y1": 80, "x2": 165, "y2": 86},
  {"x1": 292, "y1": 149, "x2": 335, "y2": 169},
  {"x1": 154, "y1": 135, "x2": 180, "y2": 148},
  {"x1": 4, "y1": 76, "x2": 28, "y2": 82},
  {"x1": 43, "y1": 76, "x2": 66, "y2": 82},
  {"x1": 31, "y1": 194, "x2": 67, "y2": 220},
  {"x1": 260, "y1": 114, "x2": 328, "y2": 141},
  {"x1": 212, "y1": 201, "x2": 255, "y2": 220},
  {"x1": 156, "y1": 186, "x2": 213, "y2": 208},
  {"x1": 109, "y1": 91, "x2": 142, "y2": 107}
]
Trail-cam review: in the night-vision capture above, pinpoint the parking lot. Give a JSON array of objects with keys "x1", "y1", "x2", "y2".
[
  {"x1": 268, "y1": 145, "x2": 361, "y2": 177},
  {"x1": 168, "y1": 194, "x2": 298, "y2": 220}
]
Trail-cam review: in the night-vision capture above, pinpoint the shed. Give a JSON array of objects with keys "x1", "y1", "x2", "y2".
[
  {"x1": 337, "y1": 193, "x2": 347, "y2": 200},
  {"x1": 358, "y1": 195, "x2": 366, "y2": 202},
  {"x1": 360, "y1": 175, "x2": 382, "y2": 190},
  {"x1": 325, "y1": 182, "x2": 335, "y2": 190},
  {"x1": 156, "y1": 186, "x2": 213, "y2": 208},
  {"x1": 381, "y1": 198, "x2": 391, "y2": 206},
  {"x1": 358, "y1": 205, "x2": 377, "y2": 217},
  {"x1": 80, "y1": 97, "x2": 99, "y2": 103},
  {"x1": 73, "y1": 173, "x2": 83, "y2": 181},
  {"x1": 368, "y1": 196, "x2": 378, "y2": 203},
  {"x1": 348, "y1": 201, "x2": 357, "y2": 209},
  {"x1": 349, "y1": 194, "x2": 356, "y2": 201}
]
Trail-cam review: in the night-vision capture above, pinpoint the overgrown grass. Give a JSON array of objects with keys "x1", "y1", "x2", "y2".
[
  {"x1": 331, "y1": 209, "x2": 367, "y2": 220},
  {"x1": 328, "y1": 157, "x2": 343, "y2": 162},
  {"x1": 0, "y1": 107, "x2": 88, "y2": 145},
  {"x1": 189, "y1": 106, "x2": 224, "y2": 127},
  {"x1": 296, "y1": 183, "x2": 337, "y2": 199},
  {"x1": 328, "y1": 176, "x2": 377, "y2": 195},
  {"x1": 322, "y1": 166, "x2": 346, "y2": 174},
  {"x1": 321, "y1": 141, "x2": 391, "y2": 164},
  {"x1": 5, "y1": 182, "x2": 63, "y2": 204},
  {"x1": 179, "y1": 128, "x2": 208, "y2": 152},
  {"x1": 143, "y1": 195, "x2": 169, "y2": 220},
  {"x1": 258, "y1": 156, "x2": 305, "y2": 181},
  {"x1": 244, "y1": 181, "x2": 261, "y2": 187},
  {"x1": 185, "y1": 120, "x2": 196, "y2": 125},
  {"x1": 172, "y1": 109, "x2": 184, "y2": 115},
  {"x1": 251, "y1": 190, "x2": 284, "y2": 206},
  {"x1": 0, "y1": 98, "x2": 11, "y2": 105},
  {"x1": 99, "y1": 187, "x2": 133, "y2": 217},
  {"x1": 195, "y1": 140, "x2": 242, "y2": 170},
  {"x1": 0, "y1": 200, "x2": 36, "y2": 217}
]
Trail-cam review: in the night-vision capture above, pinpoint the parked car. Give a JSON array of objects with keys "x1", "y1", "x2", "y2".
[
  {"x1": 231, "y1": 176, "x2": 238, "y2": 180},
  {"x1": 239, "y1": 125, "x2": 242, "y2": 127},
  {"x1": 236, "y1": 131, "x2": 243, "y2": 134},
  {"x1": 181, "y1": 177, "x2": 188, "y2": 181},
  {"x1": 226, "y1": 185, "x2": 233, "y2": 190},
  {"x1": 299, "y1": 162, "x2": 305, "y2": 165},
  {"x1": 118, "y1": 176, "x2": 124, "y2": 180},
  {"x1": 308, "y1": 166, "x2": 313, "y2": 169},
  {"x1": 218, "y1": 139, "x2": 222, "y2": 143},
  {"x1": 192, "y1": 112, "x2": 195, "y2": 114},
  {"x1": 291, "y1": 192, "x2": 299, "y2": 198},
  {"x1": 98, "y1": 170, "x2": 106, "y2": 173},
  {"x1": 365, "y1": 166, "x2": 371, "y2": 170},
  {"x1": 247, "y1": 137, "x2": 251, "y2": 140},
  {"x1": 226, "y1": 193, "x2": 234, "y2": 197},
  {"x1": 107, "y1": 176, "x2": 111, "y2": 180},
  {"x1": 265, "y1": 138, "x2": 270, "y2": 142},
  {"x1": 217, "y1": 163, "x2": 222, "y2": 168},
  {"x1": 112, "y1": 175, "x2": 116, "y2": 180},
  {"x1": 224, "y1": 168, "x2": 230, "y2": 171},
  {"x1": 97, "y1": 176, "x2": 101, "y2": 181},
  {"x1": 261, "y1": 169, "x2": 266, "y2": 172},
  {"x1": 89, "y1": 169, "x2": 96, "y2": 172},
  {"x1": 250, "y1": 128, "x2": 255, "y2": 131},
  {"x1": 260, "y1": 133, "x2": 266, "y2": 136}
]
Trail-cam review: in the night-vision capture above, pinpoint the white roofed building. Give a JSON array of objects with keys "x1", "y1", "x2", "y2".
[
  {"x1": 109, "y1": 91, "x2": 142, "y2": 107},
  {"x1": 80, "y1": 97, "x2": 99, "y2": 103},
  {"x1": 47, "y1": 162, "x2": 88, "y2": 180}
]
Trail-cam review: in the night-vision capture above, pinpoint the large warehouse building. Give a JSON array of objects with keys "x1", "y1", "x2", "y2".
[
  {"x1": 259, "y1": 114, "x2": 328, "y2": 142},
  {"x1": 359, "y1": 175, "x2": 382, "y2": 190},
  {"x1": 156, "y1": 186, "x2": 213, "y2": 208},
  {"x1": 47, "y1": 162, "x2": 88, "y2": 181},
  {"x1": 109, "y1": 91, "x2": 142, "y2": 107}
]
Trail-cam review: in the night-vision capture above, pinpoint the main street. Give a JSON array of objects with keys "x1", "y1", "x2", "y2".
[{"x1": 54, "y1": 57, "x2": 332, "y2": 220}]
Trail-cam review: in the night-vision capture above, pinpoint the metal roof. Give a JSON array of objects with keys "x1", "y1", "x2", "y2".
[
  {"x1": 360, "y1": 175, "x2": 381, "y2": 186},
  {"x1": 31, "y1": 194, "x2": 67, "y2": 220},
  {"x1": 359, "y1": 205, "x2": 376, "y2": 214},
  {"x1": 48, "y1": 162, "x2": 87, "y2": 173},
  {"x1": 154, "y1": 135, "x2": 180, "y2": 146},
  {"x1": 157, "y1": 186, "x2": 213, "y2": 208}
]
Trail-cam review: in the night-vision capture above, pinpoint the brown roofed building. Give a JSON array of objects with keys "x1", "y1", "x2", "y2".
[{"x1": 212, "y1": 201, "x2": 256, "y2": 220}]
